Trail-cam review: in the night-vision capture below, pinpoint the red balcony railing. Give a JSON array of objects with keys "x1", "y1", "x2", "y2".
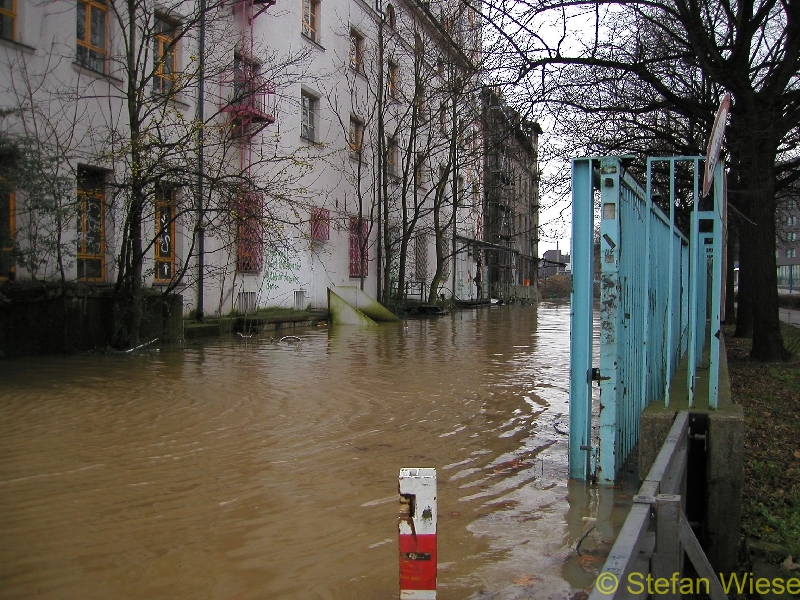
[{"x1": 221, "y1": 71, "x2": 276, "y2": 137}]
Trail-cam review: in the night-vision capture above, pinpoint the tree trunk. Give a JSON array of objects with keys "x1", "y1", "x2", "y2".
[
  {"x1": 428, "y1": 214, "x2": 444, "y2": 304},
  {"x1": 734, "y1": 219, "x2": 753, "y2": 337},
  {"x1": 733, "y1": 119, "x2": 787, "y2": 360},
  {"x1": 724, "y1": 218, "x2": 737, "y2": 324}
]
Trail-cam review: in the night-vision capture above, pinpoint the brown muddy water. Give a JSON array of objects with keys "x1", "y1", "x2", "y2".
[{"x1": 0, "y1": 303, "x2": 633, "y2": 600}]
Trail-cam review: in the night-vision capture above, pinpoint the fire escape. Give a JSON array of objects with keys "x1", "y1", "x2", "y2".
[
  {"x1": 221, "y1": 0, "x2": 276, "y2": 273},
  {"x1": 485, "y1": 116, "x2": 518, "y2": 300}
]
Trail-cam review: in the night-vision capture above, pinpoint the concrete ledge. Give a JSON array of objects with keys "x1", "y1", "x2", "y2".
[{"x1": 639, "y1": 337, "x2": 744, "y2": 573}]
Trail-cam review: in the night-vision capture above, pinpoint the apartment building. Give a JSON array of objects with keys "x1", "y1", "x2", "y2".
[
  {"x1": 478, "y1": 86, "x2": 541, "y2": 301},
  {"x1": 777, "y1": 198, "x2": 800, "y2": 289},
  {"x1": 0, "y1": 0, "x2": 483, "y2": 321}
]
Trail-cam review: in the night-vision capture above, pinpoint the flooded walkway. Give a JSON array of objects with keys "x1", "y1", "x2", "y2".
[{"x1": 0, "y1": 303, "x2": 631, "y2": 600}]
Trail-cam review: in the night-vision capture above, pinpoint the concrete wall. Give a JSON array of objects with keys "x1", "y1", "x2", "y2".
[
  {"x1": 639, "y1": 340, "x2": 743, "y2": 574},
  {"x1": 0, "y1": 284, "x2": 183, "y2": 358}
]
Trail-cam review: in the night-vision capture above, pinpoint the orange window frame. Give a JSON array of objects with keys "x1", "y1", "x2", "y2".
[
  {"x1": 301, "y1": 0, "x2": 318, "y2": 41},
  {"x1": 0, "y1": 190, "x2": 15, "y2": 281},
  {"x1": 349, "y1": 30, "x2": 363, "y2": 72},
  {"x1": 415, "y1": 153, "x2": 425, "y2": 188},
  {"x1": 153, "y1": 17, "x2": 177, "y2": 94},
  {"x1": 77, "y1": 184, "x2": 105, "y2": 282},
  {"x1": 0, "y1": 0, "x2": 16, "y2": 41},
  {"x1": 415, "y1": 84, "x2": 425, "y2": 114},
  {"x1": 386, "y1": 138, "x2": 397, "y2": 175},
  {"x1": 349, "y1": 118, "x2": 363, "y2": 154},
  {"x1": 154, "y1": 187, "x2": 176, "y2": 283},
  {"x1": 387, "y1": 61, "x2": 398, "y2": 98},
  {"x1": 77, "y1": 0, "x2": 108, "y2": 72}
]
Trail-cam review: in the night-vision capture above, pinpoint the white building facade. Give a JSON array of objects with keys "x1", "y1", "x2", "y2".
[{"x1": 0, "y1": 0, "x2": 484, "y2": 318}]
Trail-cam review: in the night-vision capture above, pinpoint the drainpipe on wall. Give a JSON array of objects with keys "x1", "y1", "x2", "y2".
[{"x1": 196, "y1": 0, "x2": 206, "y2": 320}]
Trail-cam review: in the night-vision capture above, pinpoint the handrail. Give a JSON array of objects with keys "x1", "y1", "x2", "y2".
[{"x1": 588, "y1": 411, "x2": 726, "y2": 600}]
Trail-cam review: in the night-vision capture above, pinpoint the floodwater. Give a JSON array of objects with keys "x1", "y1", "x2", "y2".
[{"x1": 0, "y1": 303, "x2": 633, "y2": 600}]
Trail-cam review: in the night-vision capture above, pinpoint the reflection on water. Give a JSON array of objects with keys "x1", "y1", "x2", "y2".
[{"x1": 0, "y1": 303, "x2": 633, "y2": 600}]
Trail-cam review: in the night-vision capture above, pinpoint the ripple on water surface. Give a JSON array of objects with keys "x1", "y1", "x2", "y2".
[{"x1": 0, "y1": 303, "x2": 632, "y2": 600}]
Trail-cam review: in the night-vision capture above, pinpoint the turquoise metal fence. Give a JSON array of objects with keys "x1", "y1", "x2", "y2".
[{"x1": 570, "y1": 156, "x2": 724, "y2": 482}]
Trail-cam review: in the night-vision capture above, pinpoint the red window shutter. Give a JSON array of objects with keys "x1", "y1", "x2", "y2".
[
  {"x1": 311, "y1": 208, "x2": 330, "y2": 241},
  {"x1": 349, "y1": 216, "x2": 368, "y2": 277},
  {"x1": 237, "y1": 191, "x2": 265, "y2": 273}
]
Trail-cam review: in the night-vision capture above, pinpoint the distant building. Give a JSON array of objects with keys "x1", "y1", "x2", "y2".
[
  {"x1": 477, "y1": 86, "x2": 541, "y2": 301},
  {"x1": 540, "y1": 249, "x2": 570, "y2": 279},
  {"x1": 777, "y1": 198, "x2": 800, "y2": 290}
]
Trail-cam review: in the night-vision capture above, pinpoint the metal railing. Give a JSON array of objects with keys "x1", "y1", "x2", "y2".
[
  {"x1": 570, "y1": 156, "x2": 725, "y2": 482},
  {"x1": 588, "y1": 411, "x2": 727, "y2": 600}
]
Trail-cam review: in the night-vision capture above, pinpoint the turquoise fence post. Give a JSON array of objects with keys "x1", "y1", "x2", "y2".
[
  {"x1": 569, "y1": 158, "x2": 595, "y2": 480},
  {"x1": 642, "y1": 161, "x2": 653, "y2": 414},
  {"x1": 664, "y1": 159, "x2": 676, "y2": 406},
  {"x1": 687, "y1": 196, "x2": 699, "y2": 406},
  {"x1": 598, "y1": 157, "x2": 621, "y2": 482},
  {"x1": 708, "y1": 161, "x2": 725, "y2": 408}
]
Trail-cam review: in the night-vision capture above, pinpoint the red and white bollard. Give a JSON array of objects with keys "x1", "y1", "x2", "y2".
[{"x1": 399, "y1": 467, "x2": 437, "y2": 599}]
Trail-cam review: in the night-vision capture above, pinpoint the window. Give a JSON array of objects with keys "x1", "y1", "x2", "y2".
[
  {"x1": 153, "y1": 17, "x2": 177, "y2": 94},
  {"x1": 349, "y1": 29, "x2": 363, "y2": 73},
  {"x1": 436, "y1": 165, "x2": 449, "y2": 196},
  {"x1": 349, "y1": 117, "x2": 363, "y2": 156},
  {"x1": 789, "y1": 216, "x2": 797, "y2": 227},
  {"x1": 415, "y1": 84, "x2": 425, "y2": 115},
  {"x1": 386, "y1": 4, "x2": 395, "y2": 29},
  {"x1": 77, "y1": 0, "x2": 108, "y2": 73},
  {"x1": 349, "y1": 216, "x2": 368, "y2": 277},
  {"x1": 386, "y1": 137, "x2": 398, "y2": 176},
  {"x1": 414, "y1": 234, "x2": 427, "y2": 281},
  {"x1": 788, "y1": 232, "x2": 797, "y2": 242},
  {"x1": 233, "y1": 54, "x2": 263, "y2": 107},
  {"x1": 154, "y1": 186, "x2": 176, "y2": 283},
  {"x1": 415, "y1": 153, "x2": 425, "y2": 188},
  {"x1": 0, "y1": 188, "x2": 14, "y2": 280},
  {"x1": 77, "y1": 169, "x2": 105, "y2": 281},
  {"x1": 387, "y1": 61, "x2": 398, "y2": 98},
  {"x1": 788, "y1": 249, "x2": 797, "y2": 259},
  {"x1": 310, "y1": 207, "x2": 330, "y2": 241},
  {"x1": 301, "y1": 0, "x2": 319, "y2": 42},
  {"x1": 0, "y1": 0, "x2": 15, "y2": 41},
  {"x1": 301, "y1": 91, "x2": 317, "y2": 141}
]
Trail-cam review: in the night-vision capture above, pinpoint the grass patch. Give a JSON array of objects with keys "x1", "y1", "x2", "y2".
[{"x1": 728, "y1": 325, "x2": 800, "y2": 558}]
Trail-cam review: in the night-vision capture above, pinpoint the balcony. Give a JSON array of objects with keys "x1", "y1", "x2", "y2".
[
  {"x1": 221, "y1": 72, "x2": 276, "y2": 137},
  {"x1": 221, "y1": 0, "x2": 276, "y2": 8}
]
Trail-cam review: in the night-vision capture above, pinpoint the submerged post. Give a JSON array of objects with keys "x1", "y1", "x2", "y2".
[
  {"x1": 399, "y1": 468, "x2": 437, "y2": 599},
  {"x1": 569, "y1": 159, "x2": 595, "y2": 480}
]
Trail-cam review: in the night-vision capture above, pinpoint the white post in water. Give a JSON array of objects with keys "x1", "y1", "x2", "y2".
[{"x1": 399, "y1": 468, "x2": 437, "y2": 599}]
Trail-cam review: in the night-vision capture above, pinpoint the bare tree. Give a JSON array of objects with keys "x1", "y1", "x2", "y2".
[
  {"x1": 478, "y1": 0, "x2": 799, "y2": 361},
  {"x1": 1, "y1": 0, "x2": 317, "y2": 348}
]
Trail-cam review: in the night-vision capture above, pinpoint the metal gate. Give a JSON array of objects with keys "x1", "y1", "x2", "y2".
[{"x1": 570, "y1": 156, "x2": 725, "y2": 482}]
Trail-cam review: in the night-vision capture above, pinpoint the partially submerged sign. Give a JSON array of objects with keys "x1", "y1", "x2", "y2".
[{"x1": 702, "y1": 93, "x2": 731, "y2": 197}]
